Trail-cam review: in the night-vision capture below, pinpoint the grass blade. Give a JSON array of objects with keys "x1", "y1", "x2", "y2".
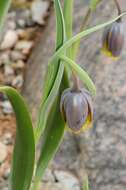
[
  {"x1": 63, "y1": 0, "x2": 73, "y2": 59},
  {"x1": 0, "y1": 0, "x2": 11, "y2": 32},
  {"x1": 32, "y1": 72, "x2": 69, "y2": 190},
  {"x1": 83, "y1": 176, "x2": 90, "y2": 190},
  {"x1": 89, "y1": 0, "x2": 102, "y2": 10},
  {"x1": 60, "y1": 55, "x2": 96, "y2": 96},
  {"x1": 35, "y1": 0, "x2": 66, "y2": 142},
  {"x1": 32, "y1": 1, "x2": 70, "y2": 189},
  {"x1": 0, "y1": 86, "x2": 35, "y2": 190}
]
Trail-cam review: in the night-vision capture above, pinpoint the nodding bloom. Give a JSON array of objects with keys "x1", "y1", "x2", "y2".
[
  {"x1": 60, "y1": 88, "x2": 93, "y2": 134},
  {"x1": 102, "y1": 21, "x2": 124, "y2": 58}
]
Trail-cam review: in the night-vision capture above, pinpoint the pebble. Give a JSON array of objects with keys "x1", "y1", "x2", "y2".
[
  {"x1": 3, "y1": 168, "x2": 10, "y2": 179},
  {"x1": 0, "y1": 30, "x2": 18, "y2": 50},
  {"x1": 0, "y1": 143, "x2": 7, "y2": 164},
  {"x1": 42, "y1": 169, "x2": 55, "y2": 183},
  {"x1": 54, "y1": 170, "x2": 80, "y2": 190},
  {"x1": 31, "y1": 0, "x2": 50, "y2": 25},
  {"x1": 12, "y1": 75, "x2": 24, "y2": 88},
  {"x1": 7, "y1": 21, "x2": 16, "y2": 30},
  {"x1": 15, "y1": 40, "x2": 33, "y2": 52},
  {"x1": 2, "y1": 101, "x2": 13, "y2": 114},
  {"x1": 2, "y1": 133, "x2": 13, "y2": 145},
  {"x1": 0, "y1": 52, "x2": 10, "y2": 65},
  {"x1": 15, "y1": 60, "x2": 25, "y2": 69},
  {"x1": 10, "y1": 50, "x2": 25, "y2": 61},
  {"x1": 4, "y1": 65, "x2": 14, "y2": 76}
]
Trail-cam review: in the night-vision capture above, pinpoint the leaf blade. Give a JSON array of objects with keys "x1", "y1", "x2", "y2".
[
  {"x1": 35, "y1": 0, "x2": 66, "y2": 143},
  {"x1": 60, "y1": 55, "x2": 96, "y2": 96},
  {"x1": 0, "y1": 86, "x2": 35, "y2": 190},
  {"x1": 51, "y1": 13, "x2": 126, "y2": 61},
  {"x1": 0, "y1": 0, "x2": 11, "y2": 32}
]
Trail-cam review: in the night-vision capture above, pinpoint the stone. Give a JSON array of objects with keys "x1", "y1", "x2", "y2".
[
  {"x1": 3, "y1": 168, "x2": 10, "y2": 179},
  {"x1": 4, "y1": 65, "x2": 14, "y2": 76},
  {"x1": 31, "y1": 0, "x2": 49, "y2": 25},
  {"x1": 2, "y1": 133, "x2": 13, "y2": 145},
  {"x1": 0, "y1": 30, "x2": 18, "y2": 50},
  {"x1": 10, "y1": 50, "x2": 25, "y2": 62},
  {"x1": 2, "y1": 101, "x2": 13, "y2": 114},
  {"x1": 54, "y1": 170, "x2": 80, "y2": 190},
  {"x1": 12, "y1": 75, "x2": 24, "y2": 88},
  {"x1": 0, "y1": 143, "x2": 7, "y2": 164},
  {"x1": 0, "y1": 51, "x2": 10, "y2": 65},
  {"x1": 42, "y1": 169, "x2": 55, "y2": 183},
  {"x1": 14, "y1": 60, "x2": 25, "y2": 69},
  {"x1": 15, "y1": 40, "x2": 33, "y2": 53}
]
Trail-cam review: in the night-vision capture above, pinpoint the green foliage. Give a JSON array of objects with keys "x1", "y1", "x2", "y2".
[
  {"x1": 0, "y1": 87, "x2": 35, "y2": 190},
  {"x1": 83, "y1": 176, "x2": 90, "y2": 190},
  {"x1": 0, "y1": 0, "x2": 11, "y2": 31},
  {"x1": 89, "y1": 0, "x2": 102, "y2": 10},
  {"x1": 0, "y1": 1, "x2": 125, "y2": 190}
]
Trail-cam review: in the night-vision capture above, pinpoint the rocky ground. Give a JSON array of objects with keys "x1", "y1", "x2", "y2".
[
  {"x1": 0, "y1": 0, "x2": 51, "y2": 189},
  {"x1": 1, "y1": 0, "x2": 126, "y2": 190}
]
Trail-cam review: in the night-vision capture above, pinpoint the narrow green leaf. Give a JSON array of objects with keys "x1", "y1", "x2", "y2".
[
  {"x1": 32, "y1": 72, "x2": 69, "y2": 190},
  {"x1": 89, "y1": 0, "x2": 102, "y2": 10},
  {"x1": 0, "y1": 86, "x2": 35, "y2": 190},
  {"x1": 40, "y1": 0, "x2": 66, "y2": 105},
  {"x1": 51, "y1": 13, "x2": 126, "y2": 61},
  {"x1": 63, "y1": 0, "x2": 74, "y2": 59},
  {"x1": 60, "y1": 55, "x2": 96, "y2": 96},
  {"x1": 32, "y1": 1, "x2": 69, "y2": 189},
  {"x1": 35, "y1": 0, "x2": 66, "y2": 143},
  {"x1": 63, "y1": 0, "x2": 73, "y2": 40},
  {"x1": 0, "y1": 0, "x2": 11, "y2": 32},
  {"x1": 35, "y1": 63, "x2": 64, "y2": 141},
  {"x1": 83, "y1": 176, "x2": 90, "y2": 190}
]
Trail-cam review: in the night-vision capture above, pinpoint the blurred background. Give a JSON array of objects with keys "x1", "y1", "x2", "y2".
[{"x1": 0, "y1": 0, "x2": 126, "y2": 190}]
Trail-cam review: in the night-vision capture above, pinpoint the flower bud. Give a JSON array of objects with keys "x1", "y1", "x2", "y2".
[
  {"x1": 102, "y1": 21, "x2": 124, "y2": 57},
  {"x1": 60, "y1": 88, "x2": 93, "y2": 134}
]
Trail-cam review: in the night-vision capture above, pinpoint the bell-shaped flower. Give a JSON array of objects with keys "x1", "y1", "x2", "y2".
[
  {"x1": 60, "y1": 88, "x2": 93, "y2": 134},
  {"x1": 102, "y1": 21, "x2": 124, "y2": 58}
]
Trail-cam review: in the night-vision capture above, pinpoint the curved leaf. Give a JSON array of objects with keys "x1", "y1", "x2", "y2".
[
  {"x1": 0, "y1": 86, "x2": 35, "y2": 190},
  {"x1": 32, "y1": 72, "x2": 69, "y2": 190},
  {"x1": 51, "y1": 13, "x2": 126, "y2": 61},
  {"x1": 32, "y1": 0, "x2": 69, "y2": 189},
  {"x1": 35, "y1": 0, "x2": 66, "y2": 143},
  {"x1": 60, "y1": 55, "x2": 96, "y2": 96}
]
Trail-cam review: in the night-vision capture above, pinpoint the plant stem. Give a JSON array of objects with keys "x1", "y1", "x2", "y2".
[
  {"x1": 72, "y1": 7, "x2": 92, "y2": 60},
  {"x1": 114, "y1": 0, "x2": 122, "y2": 22},
  {"x1": 71, "y1": 7, "x2": 92, "y2": 90},
  {"x1": 114, "y1": 0, "x2": 122, "y2": 15},
  {"x1": 72, "y1": 71, "x2": 80, "y2": 91}
]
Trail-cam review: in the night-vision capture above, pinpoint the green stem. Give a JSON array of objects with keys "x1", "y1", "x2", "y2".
[
  {"x1": 113, "y1": 0, "x2": 122, "y2": 22},
  {"x1": 72, "y1": 8, "x2": 92, "y2": 60},
  {"x1": 59, "y1": 55, "x2": 96, "y2": 96},
  {"x1": 114, "y1": 0, "x2": 122, "y2": 15}
]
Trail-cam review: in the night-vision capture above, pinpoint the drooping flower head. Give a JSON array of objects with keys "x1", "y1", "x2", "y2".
[
  {"x1": 60, "y1": 88, "x2": 93, "y2": 134},
  {"x1": 102, "y1": 20, "x2": 124, "y2": 58}
]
